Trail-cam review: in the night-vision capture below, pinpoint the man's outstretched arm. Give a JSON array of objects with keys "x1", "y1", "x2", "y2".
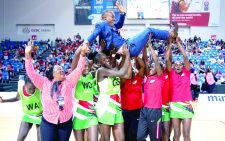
[
  {"x1": 114, "y1": 1, "x2": 126, "y2": 29},
  {"x1": 86, "y1": 24, "x2": 102, "y2": 45}
]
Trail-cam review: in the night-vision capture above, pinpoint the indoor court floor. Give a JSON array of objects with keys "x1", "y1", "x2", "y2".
[{"x1": 0, "y1": 95, "x2": 225, "y2": 141}]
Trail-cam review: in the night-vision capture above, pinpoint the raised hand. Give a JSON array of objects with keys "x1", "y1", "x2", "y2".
[
  {"x1": 175, "y1": 37, "x2": 182, "y2": 47},
  {"x1": 25, "y1": 40, "x2": 34, "y2": 59},
  {"x1": 147, "y1": 33, "x2": 153, "y2": 45},
  {"x1": 122, "y1": 44, "x2": 129, "y2": 56},
  {"x1": 116, "y1": 1, "x2": 125, "y2": 14},
  {"x1": 176, "y1": 37, "x2": 181, "y2": 43},
  {"x1": 80, "y1": 43, "x2": 90, "y2": 56}
]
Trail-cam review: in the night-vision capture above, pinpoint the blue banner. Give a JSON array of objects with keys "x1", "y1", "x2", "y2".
[{"x1": 74, "y1": 0, "x2": 123, "y2": 25}]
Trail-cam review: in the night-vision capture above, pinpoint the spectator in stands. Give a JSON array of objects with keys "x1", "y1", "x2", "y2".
[
  {"x1": 19, "y1": 46, "x2": 25, "y2": 57},
  {"x1": 192, "y1": 60, "x2": 199, "y2": 70},
  {"x1": 209, "y1": 55, "x2": 217, "y2": 64},
  {"x1": 0, "y1": 75, "x2": 42, "y2": 141},
  {"x1": 199, "y1": 61, "x2": 205, "y2": 74},
  {"x1": 218, "y1": 55, "x2": 224, "y2": 65},
  {"x1": 193, "y1": 35, "x2": 198, "y2": 42},
  {"x1": 220, "y1": 46, "x2": 225, "y2": 58},
  {"x1": 220, "y1": 73, "x2": 225, "y2": 84},
  {"x1": 66, "y1": 37, "x2": 72, "y2": 46},
  {"x1": 3, "y1": 49, "x2": 9, "y2": 60},
  {"x1": 14, "y1": 50, "x2": 23, "y2": 61},
  {"x1": 75, "y1": 33, "x2": 81, "y2": 40},
  {"x1": 0, "y1": 70, "x2": 2, "y2": 82},
  {"x1": 215, "y1": 69, "x2": 223, "y2": 81},
  {"x1": 204, "y1": 68, "x2": 216, "y2": 93},
  {"x1": 25, "y1": 40, "x2": 89, "y2": 141},
  {"x1": 7, "y1": 64, "x2": 13, "y2": 77},
  {"x1": 0, "y1": 61, "x2": 3, "y2": 70},
  {"x1": 190, "y1": 69, "x2": 199, "y2": 101}
]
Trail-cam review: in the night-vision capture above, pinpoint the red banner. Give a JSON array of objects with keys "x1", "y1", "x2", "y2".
[{"x1": 170, "y1": 0, "x2": 220, "y2": 26}]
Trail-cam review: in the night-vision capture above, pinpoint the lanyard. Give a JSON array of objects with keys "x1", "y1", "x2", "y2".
[{"x1": 51, "y1": 81, "x2": 64, "y2": 111}]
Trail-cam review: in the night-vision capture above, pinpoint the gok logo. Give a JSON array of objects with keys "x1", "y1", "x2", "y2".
[{"x1": 22, "y1": 27, "x2": 30, "y2": 34}]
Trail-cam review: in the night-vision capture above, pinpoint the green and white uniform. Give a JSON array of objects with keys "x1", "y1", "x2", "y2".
[
  {"x1": 73, "y1": 73, "x2": 98, "y2": 130},
  {"x1": 170, "y1": 102, "x2": 194, "y2": 119},
  {"x1": 162, "y1": 104, "x2": 170, "y2": 122},
  {"x1": 18, "y1": 86, "x2": 42, "y2": 124},
  {"x1": 96, "y1": 76, "x2": 123, "y2": 125}
]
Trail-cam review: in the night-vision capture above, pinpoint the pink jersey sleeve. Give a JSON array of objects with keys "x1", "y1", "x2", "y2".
[
  {"x1": 25, "y1": 58, "x2": 46, "y2": 90},
  {"x1": 66, "y1": 55, "x2": 86, "y2": 87}
]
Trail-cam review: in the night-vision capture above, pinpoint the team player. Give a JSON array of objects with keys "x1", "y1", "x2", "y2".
[
  {"x1": 94, "y1": 45, "x2": 130, "y2": 141},
  {"x1": 85, "y1": 1, "x2": 178, "y2": 57},
  {"x1": 162, "y1": 41, "x2": 172, "y2": 141},
  {"x1": 0, "y1": 75, "x2": 42, "y2": 141},
  {"x1": 120, "y1": 56, "x2": 145, "y2": 141},
  {"x1": 166, "y1": 37, "x2": 194, "y2": 141},
  {"x1": 137, "y1": 36, "x2": 164, "y2": 141},
  {"x1": 71, "y1": 47, "x2": 98, "y2": 141}
]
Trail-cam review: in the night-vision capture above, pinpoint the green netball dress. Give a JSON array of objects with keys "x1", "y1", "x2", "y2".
[
  {"x1": 18, "y1": 86, "x2": 42, "y2": 124},
  {"x1": 170, "y1": 102, "x2": 194, "y2": 118},
  {"x1": 162, "y1": 104, "x2": 170, "y2": 122},
  {"x1": 73, "y1": 73, "x2": 98, "y2": 130},
  {"x1": 96, "y1": 76, "x2": 123, "y2": 125}
]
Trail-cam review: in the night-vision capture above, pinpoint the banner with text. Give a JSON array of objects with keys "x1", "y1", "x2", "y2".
[
  {"x1": 170, "y1": 0, "x2": 220, "y2": 26},
  {"x1": 197, "y1": 94, "x2": 225, "y2": 120},
  {"x1": 92, "y1": 0, "x2": 123, "y2": 24},
  {"x1": 74, "y1": 0, "x2": 122, "y2": 25},
  {"x1": 17, "y1": 24, "x2": 55, "y2": 35},
  {"x1": 127, "y1": 0, "x2": 169, "y2": 19}
]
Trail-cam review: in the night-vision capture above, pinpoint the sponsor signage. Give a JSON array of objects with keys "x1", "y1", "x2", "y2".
[
  {"x1": 170, "y1": 0, "x2": 220, "y2": 26},
  {"x1": 17, "y1": 24, "x2": 54, "y2": 35},
  {"x1": 197, "y1": 94, "x2": 225, "y2": 120}
]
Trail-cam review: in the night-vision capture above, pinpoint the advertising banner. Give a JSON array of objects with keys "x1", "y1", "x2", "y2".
[
  {"x1": 170, "y1": 0, "x2": 220, "y2": 26},
  {"x1": 74, "y1": 0, "x2": 92, "y2": 25},
  {"x1": 127, "y1": 0, "x2": 169, "y2": 19},
  {"x1": 197, "y1": 94, "x2": 225, "y2": 120},
  {"x1": 17, "y1": 24, "x2": 54, "y2": 35},
  {"x1": 74, "y1": 0, "x2": 122, "y2": 25}
]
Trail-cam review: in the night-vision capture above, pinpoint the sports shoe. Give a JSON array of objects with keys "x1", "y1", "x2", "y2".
[{"x1": 170, "y1": 21, "x2": 178, "y2": 38}]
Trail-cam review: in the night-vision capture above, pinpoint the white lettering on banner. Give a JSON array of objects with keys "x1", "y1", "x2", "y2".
[
  {"x1": 17, "y1": 24, "x2": 55, "y2": 35},
  {"x1": 197, "y1": 94, "x2": 225, "y2": 120}
]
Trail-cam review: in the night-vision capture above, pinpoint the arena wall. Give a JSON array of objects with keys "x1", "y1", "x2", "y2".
[
  {"x1": 1, "y1": 0, "x2": 225, "y2": 41},
  {"x1": 0, "y1": 0, "x2": 4, "y2": 40}
]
